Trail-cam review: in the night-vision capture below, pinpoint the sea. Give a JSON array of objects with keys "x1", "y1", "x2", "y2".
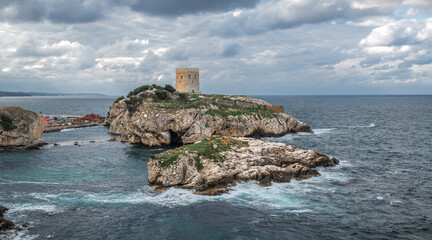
[{"x1": 0, "y1": 95, "x2": 431, "y2": 240}]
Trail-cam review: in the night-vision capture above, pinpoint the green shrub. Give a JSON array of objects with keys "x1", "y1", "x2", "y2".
[
  {"x1": 0, "y1": 113, "x2": 15, "y2": 131},
  {"x1": 178, "y1": 92, "x2": 188, "y2": 100},
  {"x1": 133, "y1": 85, "x2": 151, "y2": 94},
  {"x1": 164, "y1": 84, "x2": 176, "y2": 93},
  {"x1": 127, "y1": 85, "x2": 152, "y2": 97},
  {"x1": 125, "y1": 96, "x2": 141, "y2": 114},
  {"x1": 152, "y1": 84, "x2": 164, "y2": 90},
  {"x1": 155, "y1": 89, "x2": 168, "y2": 100},
  {"x1": 114, "y1": 96, "x2": 125, "y2": 103}
]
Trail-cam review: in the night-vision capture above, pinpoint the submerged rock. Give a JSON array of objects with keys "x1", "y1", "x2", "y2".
[
  {"x1": 24, "y1": 139, "x2": 49, "y2": 150},
  {"x1": 147, "y1": 137, "x2": 338, "y2": 195},
  {"x1": 0, "y1": 107, "x2": 45, "y2": 148},
  {"x1": 107, "y1": 90, "x2": 311, "y2": 147}
]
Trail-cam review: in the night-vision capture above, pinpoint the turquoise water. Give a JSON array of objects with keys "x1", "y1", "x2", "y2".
[{"x1": 1, "y1": 96, "x2": 431, "y2": 239}]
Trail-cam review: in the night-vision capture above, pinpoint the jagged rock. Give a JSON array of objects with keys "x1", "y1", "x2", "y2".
[
  {"x1": 0, "y1": 206, "x2": 16, "y2": 231},
  {"x1": 107, "y1": 92, "x2": 311, "y2": 147},
  {"x1": 0, "y1": 107, "x2": 45, "y2": 147},
  {"x1": 148, "y1": 137, "x2": 338, "y2": 195},
  {"x1": 25, "y1": 139, "x2": 49, "y2": 150}
]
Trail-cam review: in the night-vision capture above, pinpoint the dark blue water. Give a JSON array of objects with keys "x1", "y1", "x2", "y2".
[
  {"x1": 0, "y1": 96, "x2": 115, "y2": 116},
  {"x1": 1, "y1": 96, "x2": 431, "y2": 239}
]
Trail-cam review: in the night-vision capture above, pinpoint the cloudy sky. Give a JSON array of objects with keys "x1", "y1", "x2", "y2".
[{"x1": 1, "y1": 0, "x2": 431, "y2": 95}]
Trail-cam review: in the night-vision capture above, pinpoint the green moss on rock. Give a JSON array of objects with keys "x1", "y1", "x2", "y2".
[
  {"x1": 153, "y1": 136, "x2": 249, "y2": 168},
  {"x1": 0, "y1": 113, "x2": 15, "y2": 131}
]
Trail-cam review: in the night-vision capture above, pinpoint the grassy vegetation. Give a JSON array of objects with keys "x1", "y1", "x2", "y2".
[
  {"x1": 150, "y1": 92, "x2": 201, "y2": 108},
  {"x1": 118, "y1": 84, "x2": 280, "y2": 119},
  {"x1": 153, "y1": 136, "x2": 249, "y2": 168},
  {"x1": 122, "y1": 84, "x2": 178, "y2": 114},
  {"x1": 0, "y1": 113, "x2": 16, "y2": 131},
  {"x1": 205, "y1": 105, "x2": 277, "y2": 119}
]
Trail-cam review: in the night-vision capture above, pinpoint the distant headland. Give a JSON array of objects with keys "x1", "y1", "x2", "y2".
[{"x1": 0, "y1": 91, "x2": 106, "y2": 97}]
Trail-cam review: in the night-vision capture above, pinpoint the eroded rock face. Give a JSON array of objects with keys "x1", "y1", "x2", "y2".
[
  {"x1": 0, "y1": 107, "x2": 45, "y2": 147},
  {"x1": 147, "y1": 137, "x2": 338, "y2": 195},
  {"x1": 107, "y1": 93, "x2": 311, "y2": 147}
]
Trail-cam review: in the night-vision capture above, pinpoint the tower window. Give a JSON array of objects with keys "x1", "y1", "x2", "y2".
[
  {"x1": 181, "y1": 76, "x2": 183, "y2": 79},
  {"x1": 189, "y1": 75, "x2": 191, "y2": 78}
]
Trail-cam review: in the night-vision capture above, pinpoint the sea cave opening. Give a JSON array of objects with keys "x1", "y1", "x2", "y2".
[{"x1": 169, "y1": 130, "x2": 183, "y2": 146}]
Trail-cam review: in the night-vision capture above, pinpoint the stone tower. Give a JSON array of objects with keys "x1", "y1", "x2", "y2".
[{"x1": 175, "y1": 68, "x2": 199, "y2": 94}]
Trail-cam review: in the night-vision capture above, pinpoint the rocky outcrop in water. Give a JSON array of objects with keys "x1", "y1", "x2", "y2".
[
  {"x1": 148, "y1": 137, "x2": 338, "y2": 195},
  {"x1": 106, "y1": 87, "x2": 311, "y2": 147},
  {"x1": 0, "y1": 107, "x2": 45, "y2": 148},
  {"x1": 0, "y1": 206, "x2": 22, "y2": 233}
]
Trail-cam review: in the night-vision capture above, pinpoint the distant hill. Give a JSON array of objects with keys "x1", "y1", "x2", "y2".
[{"x1": 0, "y1": 91, "x2": 106, "y2": 97}]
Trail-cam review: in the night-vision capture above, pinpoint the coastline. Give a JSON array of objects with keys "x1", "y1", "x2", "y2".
[{"x1": 44, "y1": 122, "x2": 104, "y2": 133}]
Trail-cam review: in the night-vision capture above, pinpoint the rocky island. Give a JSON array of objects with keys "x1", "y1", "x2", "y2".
[
  {"x1": 107, "y1": 85, "x2": 339, "y2": 195},
  {"x1": 106, "y1": 84, "x2": 311, "y2": 146},
  {"x1": 0, "y1": 106, "x2": 47, "y2": 149},
  {"x1": 148, "y1": 136, "x2": 338, "y2": 195}
]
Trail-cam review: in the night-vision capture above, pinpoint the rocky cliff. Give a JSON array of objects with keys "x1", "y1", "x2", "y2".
[
  {"x1": 148, "y1": 136, "x2": 338, "y2": 195},
  {"x1": 106, "y1": 86, "x2": 311, "y2": 146},
  {"x1": 0, "y1": 107, "x2": 45, "y2": 147}
]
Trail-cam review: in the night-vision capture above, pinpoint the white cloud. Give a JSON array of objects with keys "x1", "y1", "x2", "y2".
[
  {"x1": 1, "y1": 0, "x2": 432, "y2": 95},
  {"x1": 329, "y1": 17, "x2": 432, "y2": 84},
  {"x1": 181, "y1": 0, "x2": 396, "y2": 37}
]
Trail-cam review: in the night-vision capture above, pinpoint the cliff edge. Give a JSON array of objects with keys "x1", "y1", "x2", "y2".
[{"x1": 106, "y1": 85, "x2": 311, "y2": 146}]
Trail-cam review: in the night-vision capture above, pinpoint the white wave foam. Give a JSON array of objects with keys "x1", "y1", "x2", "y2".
[
  {"x1": 291, "y1": 209, "x2": 313, "y2": 213},
  {"x1": 60, "y1": 182, "x2": 314, "y2": 212},
  {"x1": 311, "y1": 128, "x2": 335, "y2": 135},
  {"x1": 7, "y1": 204, "x2": 62, "y2": 214},
  {"x1": 7, "y1": 168, "x2": 348, "y2": 214},
  {"x1": 19, "y1": 183, "x2": 309, "y2": 212},
  {"x1": 29, "y1": 193, "x2": 62, "y2": 201},
  {"x1": 4, "y1": 229, "x2": 38, "y2": 240},
  {"x1": 346, "y1": 123, "x2": 376, "y2": 128},
  {"x1": 0, "y1": 181, "x2": 61, "y2": 185},
  {"x1": 60, "y1": 128, "x2": 76, "y2": 132}
]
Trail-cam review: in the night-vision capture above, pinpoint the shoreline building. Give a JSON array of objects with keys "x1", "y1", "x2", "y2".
[{"x1": 175, "y1": 68, "x2": 199, "y2": 94}]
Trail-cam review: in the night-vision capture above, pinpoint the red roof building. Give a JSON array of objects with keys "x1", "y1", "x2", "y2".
[
  {"x1": 78, "y1": 114, "x2": 105, "y2": 122},
  {"x1": 42, "y1": 117, "x2": 55, "y2": 124}
]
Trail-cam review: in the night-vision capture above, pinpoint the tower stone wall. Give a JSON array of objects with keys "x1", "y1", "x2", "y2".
[{"x1": 175, "y1": 68, "x2": 199, "y2": 94}]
